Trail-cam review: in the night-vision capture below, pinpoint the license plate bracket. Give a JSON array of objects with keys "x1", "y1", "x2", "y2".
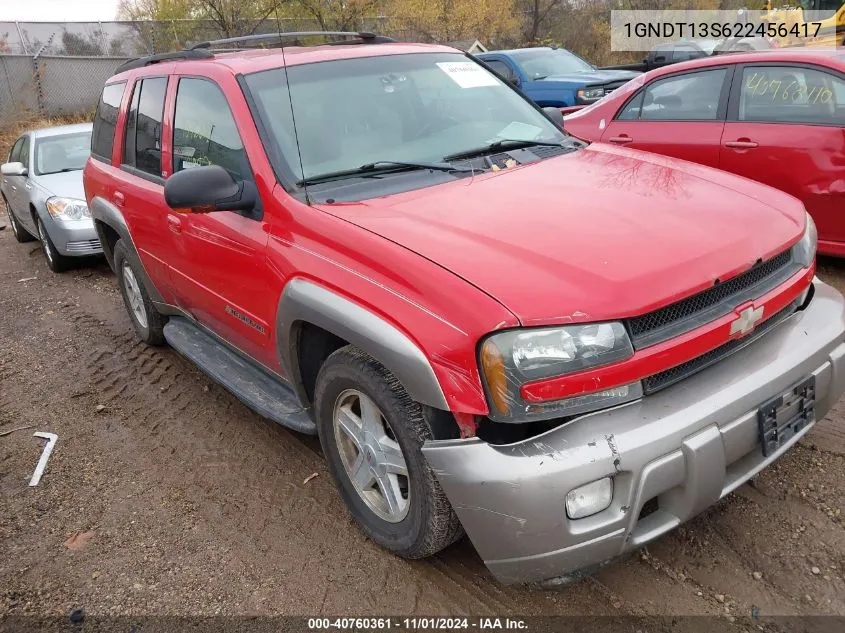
[{"x1": 757, "y1": 375, "x2": 815, "y2": 458}]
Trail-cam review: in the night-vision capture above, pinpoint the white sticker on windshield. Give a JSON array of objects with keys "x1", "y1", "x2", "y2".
[{"x1": 436, "y1": 62, "x2": 499, "y2": 89}]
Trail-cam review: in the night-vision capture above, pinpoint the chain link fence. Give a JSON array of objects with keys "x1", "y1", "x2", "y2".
[{"x1": 0, "y1": 18, "x2": 421, "y2": 124}]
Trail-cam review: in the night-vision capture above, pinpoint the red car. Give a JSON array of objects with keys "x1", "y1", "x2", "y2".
[
  {"x1": 565, "y1": 49, "x2": 845, "y2": 256},
  {"x1": 83, "y1": 34, "x2": 845, "y2": 585}
]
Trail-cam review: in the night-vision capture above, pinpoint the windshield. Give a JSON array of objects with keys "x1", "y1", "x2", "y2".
[
  {"x1": 509, "y1": 49, "x2": 595, "y2": 79},
  {"x1": 244, "y1": 52, "x2": 566, "y2": 186},
  {"x1": 35, "y1": 132, "x2": 91, "y2": 175}
]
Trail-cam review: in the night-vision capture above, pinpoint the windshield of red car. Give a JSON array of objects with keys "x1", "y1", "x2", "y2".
[{"x1": 244, "y1": 52, "x2": 567, "y2": 186}]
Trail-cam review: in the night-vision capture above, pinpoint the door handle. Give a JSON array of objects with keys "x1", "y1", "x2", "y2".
[
  {"x1": 167, "y1": 214, "x2": 182, "y2": 234},
  {"x1": 725, "y1": 139, "x2": 758, "y2": 149},
  {"x1": 608, "y1": 135, "x2": 633, "y2": 144},
  {"x1": 114, "y1": 191, "x2": 125, "y2": 206},
  {"x1": 24, "y1": 183, "x2": 32, "y2": 190}
]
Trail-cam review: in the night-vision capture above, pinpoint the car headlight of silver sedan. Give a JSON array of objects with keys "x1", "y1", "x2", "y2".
[
  {"x1": 480, "y1": 322, "x2": 641, "y2": 423},
  {"x1": 46, "y1": 197, "x2": 90, "y2": 222}
]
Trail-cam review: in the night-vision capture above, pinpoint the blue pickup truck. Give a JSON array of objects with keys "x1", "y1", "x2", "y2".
[{"x1": 476, "y1": 47, "x2": 642, "y2": 110}]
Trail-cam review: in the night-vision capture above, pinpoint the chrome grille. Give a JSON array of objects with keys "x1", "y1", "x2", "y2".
[
  {"x1": 66, "y1": 239, "x2": 102, "y2": 254},
  {"x1": 626, "y1": 249, "x2": 798, "y2": 349}
]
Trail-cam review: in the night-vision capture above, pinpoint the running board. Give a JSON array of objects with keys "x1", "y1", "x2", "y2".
[{"x1": 163, "y1": 317, "x2": 316, "y2": 434}]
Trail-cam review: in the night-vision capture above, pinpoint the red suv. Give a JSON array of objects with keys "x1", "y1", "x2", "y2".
[{"x1": 83, "y1": 33, "x2": 845, "y2": 586}]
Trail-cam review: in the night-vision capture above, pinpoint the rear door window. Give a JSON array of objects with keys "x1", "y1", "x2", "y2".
[
  {"x1": 172, "y1": 77, "x2": 251, "y2": 181},
  {"x1": 738, "y1": 65, "x2": 845, "y2": 126},
  {"x1": 617, "y1": 92, "x2": 645, "y2": 120},
  {"x1": 91, "y1": 81, "x2": 126, "y2": 162},
  {"x1": 122, "y1": 76, "x2": 167, "y2": 177}
]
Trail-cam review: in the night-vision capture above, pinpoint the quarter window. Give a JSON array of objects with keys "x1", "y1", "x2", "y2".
[
  {"x1": 626, "y1": 68, "x2": 727, "y2": 121},
  {"x1": 739, "y1": 66, "x2": 844, "y2": 126},
  {"x1": 91, "y1": 82, "x2": 126, "y2": 162},
  {"x1": 9, "y1": 137, "x2": 24, "y2": 163},
  {"x1": 19, "y1": 137, "x2": 30, "y2": 169},
  {"x1": 172, "y1": 78, "x2": 251, "y2": 181},
  {"x1": 122, "y1": 77, "x2": 167, "y2": 177}
]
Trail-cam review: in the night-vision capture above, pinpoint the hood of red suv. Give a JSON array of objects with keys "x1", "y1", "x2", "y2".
[{"x1": 316, "y1": 143, "x2": 805, "y2": 327}]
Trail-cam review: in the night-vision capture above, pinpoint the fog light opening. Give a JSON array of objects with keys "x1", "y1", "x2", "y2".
[{"x1": 565, "y1": 477, "x2": 613, "y2": 519}]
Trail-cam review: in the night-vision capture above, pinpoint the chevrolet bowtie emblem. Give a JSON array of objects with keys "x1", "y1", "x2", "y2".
[{"x1": 730, "y1": 305, "x2": 764, "y2": 336}]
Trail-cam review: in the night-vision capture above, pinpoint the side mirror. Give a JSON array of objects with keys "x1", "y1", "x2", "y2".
[
  {"x1": 164, "y1": 165, "x2": 256, "y2": 214},
  {"x1": 509, "y1": 76, "x2": 521, "y2": 89},
  {"x1": 543, "y1": 106, "x2": 565, "y2": 129},
  {"x1": 1, "y1": 161, "x2": 27, "y2": 176}
]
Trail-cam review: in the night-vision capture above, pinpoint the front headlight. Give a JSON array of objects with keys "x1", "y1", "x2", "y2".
[
  {"x1": 794, "y1": 212, "x2": 817, "y2": 268},
  {"x1": 480, "y1": 322, "x2": 640, "y2": 423},
  {"x1": 577, "y1": 87, "x2": 605, "y2": 102},
  {"x1": 46, "y1": 197, "x2": 90, "y2": 222}
]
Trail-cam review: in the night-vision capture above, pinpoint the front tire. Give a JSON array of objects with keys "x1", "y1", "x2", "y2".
[
  {"x1": 315, "y1": 345, "x2": 463, "y2": 558},
  {"x1": 36, "y1": 216, "x2": 72, "y2": 272},
  {"x1": 113, "y1": 239, "x2": 166, "y2": 345},
  {"x1": 3, "y1": 195, "x2": 34, "y2": 243}
]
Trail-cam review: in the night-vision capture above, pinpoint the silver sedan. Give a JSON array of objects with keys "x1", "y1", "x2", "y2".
[{"x1": 1, "y1": 123, "x2": 101, "y2": 272}]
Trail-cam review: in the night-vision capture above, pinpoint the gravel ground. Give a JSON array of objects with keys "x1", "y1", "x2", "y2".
[{"x1": 0, "y1": 205, "x2": 844, "y2": 626}]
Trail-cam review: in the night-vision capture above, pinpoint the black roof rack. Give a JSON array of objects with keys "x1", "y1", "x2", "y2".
[
  {"x1": 113, "y1": 48, "x2": 214, "y2": 74},
  {"x1": 189, "y1": 31, "x2": 395, "y2": 50},
  {"x1": 112, "y1": 31, "x2": 394, "y2": 76}
]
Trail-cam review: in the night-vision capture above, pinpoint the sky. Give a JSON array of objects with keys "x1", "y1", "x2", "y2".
[{"x1": 0, "y1": 0, "x2": 121, "y2": 22}]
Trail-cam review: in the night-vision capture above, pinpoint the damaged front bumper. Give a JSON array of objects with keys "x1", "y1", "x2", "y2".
[{"x1": 423, "y1": 280, "x2": 845, "y2": 585}]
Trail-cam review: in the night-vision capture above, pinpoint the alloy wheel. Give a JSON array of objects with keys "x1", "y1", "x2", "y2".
[
  {"x1": 122, "y1": 262, "x2": 148, "y2": 329},
  {"x1": 37, "y1": 220, "x2": 54, "y2": 266},
  {"x1": 333, "y1": 388, "x2": 410, "y2": 523},
  {"x1": 5, "y1": 204, "x2": 20, "y2": 239}
]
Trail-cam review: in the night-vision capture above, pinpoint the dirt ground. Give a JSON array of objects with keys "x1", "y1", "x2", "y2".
[{"x1": 0, "y1": 215, "x2": 844, "y2": 625}]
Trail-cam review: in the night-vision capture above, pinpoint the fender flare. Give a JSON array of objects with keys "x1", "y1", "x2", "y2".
[
  {"x1": 277, "y1": 278, "x2": 450, "y2": 411},
  {"x1": 89, "y1": 195, "x2": 164, "y2": 303}
]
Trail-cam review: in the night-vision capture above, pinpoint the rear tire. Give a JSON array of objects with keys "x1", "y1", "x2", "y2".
[
  {"x1": 2, "y1": 195, "x2": 34, "y2": 243},
  {"x1": 315, "y1": 345, "x2": 463, "y2": 559},
  {"x1": 36, "y1": 216, "x2": 72, "y2": 272},
  {"x1": 113, "y1": 239, "x2": 166, "y2": 345}
]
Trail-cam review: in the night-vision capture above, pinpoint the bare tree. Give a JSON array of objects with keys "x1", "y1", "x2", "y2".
[
  {"x1": 522, "y1": 0, "x2": 564, "y2": 43},
  {"x1": 196, "y1": 0, "x2": 279, "y2": 38}
]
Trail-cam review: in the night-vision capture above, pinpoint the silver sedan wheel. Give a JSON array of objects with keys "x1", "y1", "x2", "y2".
[
  {"x1": 4, "y1": 202, "x2": 20, "y2": 238},
  {"x1": 333, "y1": 388, "x2": 410, "y2": 523},
  {"x1": 37, "y1": 220, "x2": 54, "y2": 266},
  {"x1": 122, "y1": 262, "x2": 148, "y2": 329}
]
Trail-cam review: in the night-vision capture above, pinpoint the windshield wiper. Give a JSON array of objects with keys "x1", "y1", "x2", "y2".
[
  {"x1": 40, "y1": 167, "x2": 80, "y2": 175},
  {"x1": 298, "y1": 160, "x2": 472, "y2": 186},
  {"x1": 443, "y1": 139, "x2": 565, "y2": 162}
]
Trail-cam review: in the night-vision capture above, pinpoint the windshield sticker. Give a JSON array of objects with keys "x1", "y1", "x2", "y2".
[
  {"x1": 495, "y1": 121, "x2": 544, "y2": 140},
  {"x1": 436, "y1": 62, "x2": 499, "y2": 88}
]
